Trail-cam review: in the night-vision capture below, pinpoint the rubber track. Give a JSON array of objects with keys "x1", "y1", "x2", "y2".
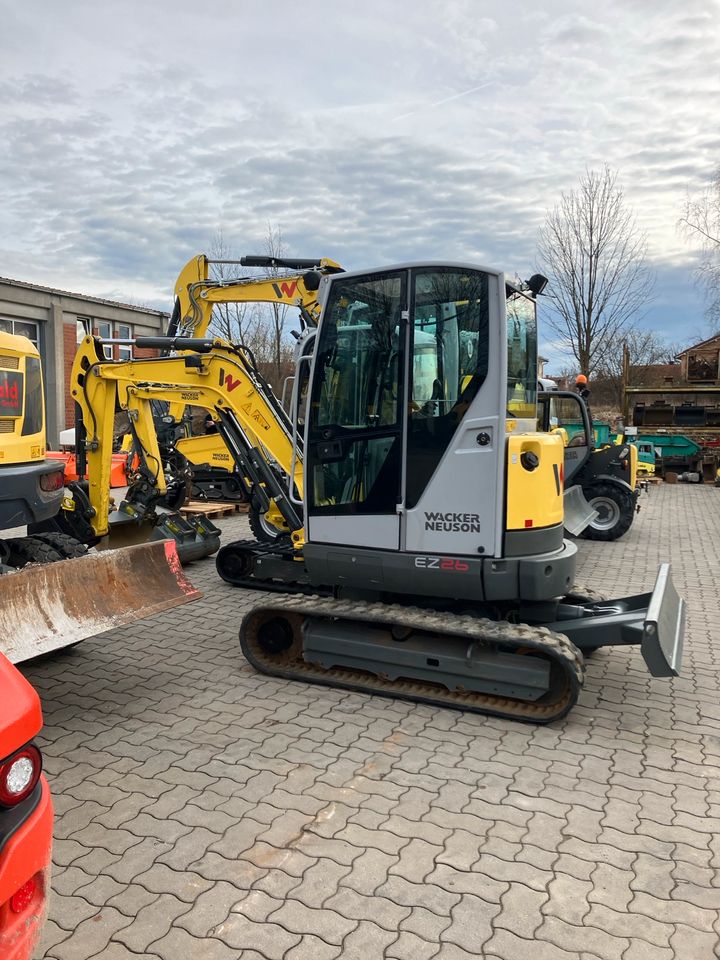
[{"x1": 240, "y1": 594, "x2": 586, "y2": 724}]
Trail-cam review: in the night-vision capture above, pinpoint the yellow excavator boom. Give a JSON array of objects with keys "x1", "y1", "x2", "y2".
[{"x1": 71, "y1": 334, "x2": 303, "y2": 539}]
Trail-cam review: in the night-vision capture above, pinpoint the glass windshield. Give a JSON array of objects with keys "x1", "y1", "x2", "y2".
[
  {"x1": 308, "y1": 272, "x2": 405, "y2": 514},
  {"x1": 506, "y1": 290, "x2": 537, "y2": 419},
  {"x1": 406, "y1": 268, "x2": 490, "y2": 508},
  {"x1": 312, "y1": 273, "x2": 403, "y2": 431},
  {"x1": 21, "y1": 357, "x2": 44, "y2": 436}
]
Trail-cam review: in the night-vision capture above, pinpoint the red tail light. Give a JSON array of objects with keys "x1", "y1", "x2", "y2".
[
  {"x1": 0, "y1": 744, "x2": 42, "y2": 807},
  {"x1": 10, "y1": 878, "x2": 36, "y2": 913},
  {"x1": 39, "y1": 470, "x2": 63, "y2": 492}
]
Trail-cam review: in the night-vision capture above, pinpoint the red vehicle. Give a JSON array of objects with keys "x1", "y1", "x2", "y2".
[{"x1": 0, "y1": 654, "x2": 52, "y2": 960}]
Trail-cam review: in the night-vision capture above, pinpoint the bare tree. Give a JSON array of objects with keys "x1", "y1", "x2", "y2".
[
  {"x1": 679, "y1": 166, "x2": 720, "y2": 329},
  {"x1": 593, "y1": 325, "x2": 686, "y2": 407},
  {"x1": 537, "y1": 166, "x2": 654, "y2": 377},
  {"x1": 261, "y1": 223, "x2": 291, "y2": 383},
  {"x1": 204, "y1": 224, "x2": 298, "y2": 391},
  {"x1": 207, "y1": 229, "x2": 253, "y2": 347}
]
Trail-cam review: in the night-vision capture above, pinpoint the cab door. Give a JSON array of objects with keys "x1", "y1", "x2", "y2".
[
  {"x1": 401, "y1": 266, "x2": 506, "y2": 558},
  {"x1": 304, "y1": 270, "x2": 407, "y2": 550}
]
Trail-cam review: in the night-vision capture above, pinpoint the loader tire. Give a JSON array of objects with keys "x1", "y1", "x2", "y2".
[
  {"x1": 31, "y1": 532, "x2": 89, "y2": 559},
  {"x1": 580, "y1": 483, "x2": 635, "y2": 542},
  {"x1": 248, "y1": 505, "x2": 284, "y2": 543},
  {"x1": 6, "y1": 537, "x2": 64, "y2": 569}
]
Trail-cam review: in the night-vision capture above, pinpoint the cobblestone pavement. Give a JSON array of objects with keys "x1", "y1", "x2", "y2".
[{"x1": 25, "y1": 484, "x2": 720, "y2": 959}]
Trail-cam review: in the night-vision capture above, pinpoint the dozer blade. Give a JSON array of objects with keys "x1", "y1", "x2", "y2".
[
  {"x1": 0, "y1": 540, "x2": 201, "y2": 664},
  {"x1": 563, "y1": 485, "x2": 598, "y2": 536}
]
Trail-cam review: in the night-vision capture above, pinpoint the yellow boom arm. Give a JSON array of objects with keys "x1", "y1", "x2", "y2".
[
  {"x1": 173, "y1": 254, "x2": 343, "y2": 339},
  {"x1": 71, "y1": 336, "x2": 303, "y2": 538}
]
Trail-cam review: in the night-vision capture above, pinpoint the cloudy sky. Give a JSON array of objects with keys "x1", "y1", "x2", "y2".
[{"x1": 1, "y1": 0, "x2": 718, "y2": 369}]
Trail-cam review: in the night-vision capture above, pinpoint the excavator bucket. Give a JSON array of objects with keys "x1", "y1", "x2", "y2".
[{"x1": 0, "y1": 540, "x2": 201, "y2": 664}]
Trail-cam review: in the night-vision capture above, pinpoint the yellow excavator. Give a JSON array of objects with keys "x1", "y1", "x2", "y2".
[
  {"x1": 0, "y1": 330, "x2": 202, "y2": 663},
  {"x1": 165, "y1": 254, "x2": 342, "y2": 509},
  {"x1": 70, "y1": 261, "x2": 685, "y2": 723}
]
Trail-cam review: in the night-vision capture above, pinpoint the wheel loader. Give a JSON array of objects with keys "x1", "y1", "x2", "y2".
[
  {"x1": 0, "y1": 330, "x2": 203, "y2": 664},
  {"x1": 71, "y1": 261, "x2": 686, "y2": 722},
  {"x1": 538, "y1": 388, "x2": 639, "y2": 541}
]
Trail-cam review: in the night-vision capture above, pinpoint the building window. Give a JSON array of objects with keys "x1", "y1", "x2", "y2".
[
  {"x1": 76, "y1": 317, "x2": 91, "y2": 343},
  {"x1": 117, "y1": 323, "x2": 133, "y2": 361},
  {"x1": 95, "y1": 320, "x2": 113, "y2": 359},
  {"x1": 0, "y1": 317, "x2": 40, "y2": 347}
]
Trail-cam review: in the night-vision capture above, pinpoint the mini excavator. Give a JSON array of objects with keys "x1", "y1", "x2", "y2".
[
  {"x1": 71, "y1": 260, "x2": 685, "y2": 722},
  {"x1": 161, "y1": 253, "x2": 343, "y2": 517}
]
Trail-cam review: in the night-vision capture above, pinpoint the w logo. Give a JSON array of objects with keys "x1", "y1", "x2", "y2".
[
  {"x1": 271, "y1": 280, "x2": 298, "y2": 299},
  {"x1": 219, "y1": 368, "x2": 241, "y2": 392}
]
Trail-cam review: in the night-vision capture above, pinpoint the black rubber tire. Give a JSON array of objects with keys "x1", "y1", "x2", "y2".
[
  {"x1": 30, "y1": 532, "x2": 88, "y2": 559},
  {"x1": 5, "y1": 537, "x2": 64, "y2": 568},
  {"x1": 248, "y1": 505, "x2": 285, "y2": 543},
  {"x1": 580, "y1": 483, "x2": 635, "y2": 542}
]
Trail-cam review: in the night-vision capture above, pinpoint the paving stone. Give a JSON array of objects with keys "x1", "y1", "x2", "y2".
[
  {"x1": 50, "y1": 838, "x2": 91, "y2": 867},
  {"x1": 386, "y1": 931, "x2": 442, "y2": 960},
  {"x1": 114, "y1": 892, "x2": 190, "y2": 952},
  {"x1": 289, "y1": 858, "x2": 351, "y2": 907},
  {"x1": 121, "y1": 811, "x2": 193, "y2": 844},
  {"x1": 284, "y1": 935, "x2": 342, "y2": 960},
  {"x1": 293, "y1": 831, "x2": 365, "y2": 865},
  {"x1": 630, "y1": 890, "x2": 717, "y2": 932},
  {"x1": 399, "y1": 903, "x2": 452, "y2": 940},
  {"x1": 72, "y1": 872, "x2": 128, "y2": 910},
  {"x1": 622, "y1": 940, "x2": 674, "y2": 960},
  {"x1": 70, "y1": 822, "x2": 142, "y2": 855},
  {"x1": 106, "y1": 882, "x2": 159, "y2": 917},
  {"x1": 52, "y1": 906, "x2": 134, "y2": 960},
  {"x1": 377, "y1": 874, "x2": 461, "y2": 915},
  {"x1": 630, "y1": 852, "x2": 676, "y2": 900},
  {"x1": 35, "y1": 919, "x2": 72, "y2": 956},
  {"x1": 497, "y1": 882, "x2": 549, "y2": 936},
  {"x1": 668, "y1": 924, "x2": 720, "y2": 960},
  {"x1": 149, "y1": 925, "x2": 243, "y2": 960},
  {"x1": 188, "y1": 850, "x2": 268, "y2": 888},
  {"x1": 585, "y1": 902, "x2": 674, "y2": 949},
  {"x1": 425, "y1": 862, "x2": 507, "y2": 903},
  {"x1": 670, "y1": 879, "x2": 720, "y2": 911},
  {"x1": 156, "y1": 826, "x2": 224, "y2": 871},
  {"x1": 134, "y1": 863, "x2": 213, "y2": 903},
  {"x1": 49, "y1": 893, "x2": 100, "y2": 930},
  {"x1": 537, "y1": 914, "x2": 629, "y2": 960},
  {"x1": 587, "y1": 862, "x2": 634, "y2": 912},
  {"x1": 338, "y1": 847, "x2": 397, "y2": 896},
  {"x1": 174, "y1": 880, "x2": 246, "y2": 937},
  {"x1": 325, "y1": 885, "x2": 411, "y2": 930},
  {"x1": 388, "y1": 837, "x2": 441, "y2": 884},
  {"x1": 337, "y1": 821, "x2": 411, "y2": 855},
  {"x1": 31, "y1": 495, "x2": 720, "y2": 960},
  {"x1": 441, "y1": 892, "x2": 500, "y2": 953},
  {"x1": 257, "y1": 897, "x2": 356, "y2": 945},
  {"x1": 52, "y1": 865, "x2": 96, "y2": 898},
  {"x1": 485, "y1": 928, "x2": 581, "y2": 960},
  {"x1": 338, "y1": 920, "x2": 397, "y2": 959},
  {"x1": 103, "y1": 837, "x2": 174, "y2": 885}
]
